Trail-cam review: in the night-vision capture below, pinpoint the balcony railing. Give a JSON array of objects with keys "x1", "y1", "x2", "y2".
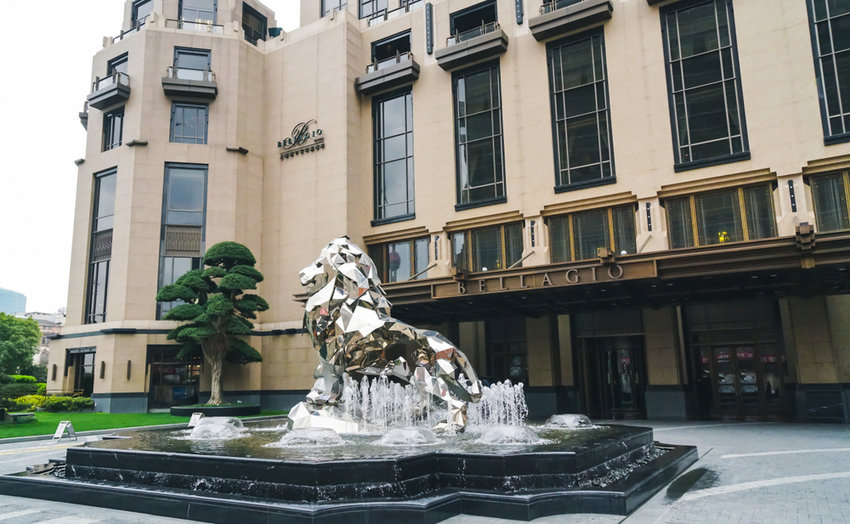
[
  {"x1": 92, "y1": 71, "x2": 130, "y2": 93},
  {"x1": 540, "y1": 0, "x2": 583, "y2": 14},
  {"x1": 112, "y1": 19, "x2": 147, "y2": 43},
  {"x1": 446, "y1": 21, "x2": 500, "y2": 46},
  {"x1": 166, "y1": 66, "x2": 216, "y2": 82},
  {"x1": 165, "y1": 18, "x2": 224, "y2": 34},
  {"x1": 367, "y1": 0, "x2": 423, "y2": 26},
  {"x1": 366, "y1": 52, "x2": 413, "y2": 74}
]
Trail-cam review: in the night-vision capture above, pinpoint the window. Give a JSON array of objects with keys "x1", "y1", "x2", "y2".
[
  {"x1": 67, "y1": 348, "x2": 96, "y2": 397},
  {"x1": 371, "y1": 31, "x2": 411, "y2": 71},
  {"x1": 180, "y1": 0, "x2": 216, "y2": 24},
  {"x1": 86, "y1": 170, "x2": 116, "y2": 324},
  {"x1": 665, "y1": 184, "x2": 776, "y2": 248},
  {"x1": 810, "y1": 172, "x2": 850, "y2": 232},
  {"x1": 322, "y1": 0, "x2": 347, "y2": 16},
  {"x1": 452, "y1": 223, "x2": 523, "y2": 272},
  {"x1": 542, "y1": 0, "x2": 583, "y2": 14},
  {"x1": 368, "y1": 237, "x2": 430, "y2": 283},
  {"x1": 808, "y1": 0, "x2": 850, "y2": 143},
  {"x1": 242, "y1": 3, "x2": 267, "y2": 45},
  {"x1": 486, "y1": 317, "x2": 527, "y2": 385},
  {"x1": 548, "y1": 30, "x2": 614, "y2": 191},
  {"x1": 132, "y1": 0, "x2": 153, "y2": 26},
  {"x1": 661, "y1": 0, "x2": 748, "y2": 169},
  {"x1": 173, "y1": 47, "x2": 211, "y2": 81},
  {"x1": 158, "y1": 164, "x2": 207, "y2": 318},
  {"x1": 374, "y1": 89, "x2": 414, "y2": 222},
  {"x1": 454, "y1": 62, "x2": 506, "y2": 208},
  {"x1": 450, "y1": 1, "x2": 498, "y2": 44},
  {"x1": 102, "y1": 107, "x2": 124, "y2": 151},
  {"x1": 360, "y1": 0, "x2": 387, "y2": 19},
  {"x1": 548, "y1": 205, "x2": 636, "y2": 262},
  {"x1": 170, "y1": 103, "x2": 208, "y2": 144},
  {"x1": 107, "y1": 54, "x2": 128, "y2": 76}
]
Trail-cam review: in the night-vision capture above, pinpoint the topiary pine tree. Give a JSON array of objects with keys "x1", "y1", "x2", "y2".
[{"x1": 155, "y1": 241, "x2": 269, "y2": 406}]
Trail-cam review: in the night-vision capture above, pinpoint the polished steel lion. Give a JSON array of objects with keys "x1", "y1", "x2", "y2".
[{"x1": 294, "y1": 237, "x2": 482, "y2": 431}]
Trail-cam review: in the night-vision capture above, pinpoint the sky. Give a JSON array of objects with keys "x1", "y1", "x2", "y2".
[{"x1": 0, "y1": 1, "x2": 299, "y2": 314}]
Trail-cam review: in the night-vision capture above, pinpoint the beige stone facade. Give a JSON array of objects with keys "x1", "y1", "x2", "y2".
[{"x1": 50, "y1": 0, "x2": 850, "y2": 422}]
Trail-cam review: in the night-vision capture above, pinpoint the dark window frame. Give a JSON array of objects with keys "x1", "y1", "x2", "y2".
[
  {"x1": 450, "y1": 0, "x2": 498, "y2": 35},
  {"x1": 663, "y1": 183, "x2": 778, "y2": 249},
  {"x1": 806, "y1": 0, "x2": 850, "y2": 145},
  {"x1": 85, "y1": 169, "x2": 117, "y2": 324},
  {"x1": 367, "y1": 237, "x2": 431, "y2": 283},
  {"x1": 179, "y1": 0, "x2": 217, "y2": 23},
  {"x1": 107, "y1": 53, "x2": 129, "y2": 76},
  {"x1": 170, "y1": 102, "x2": 209, "y2": 144},
  {"x1": 360, "y1": 0, "x2": 388, "y2": 19},
  {"x1": 547, "y1": 204, "x2": 637, "y2": 263},
  {"x1": 452, "y1": 60, "x2": 507, "y2": 210},
  {"x1": 174, "y1": 47, "x2": 211, "y2": 71},
  {"x1": 660, "y1": 0, "x2": 750, "y2": 172},
  {"x1": 242, "y1": 2, "x2": 267, "y2": 44},
  {"x1": 322, "y1": 0, "x2": 348, "y2": 16},
  {"x1": 131, "y1": 0, "x2": 153, "y2": 26},
  {"x1": 546, "y1": 28, "x2": 616, "y2": 193},
  {"x1": 157, "y1": 163, "x2": 208, "y2": 319},
  {"x1": 372, "y1": 88, "x2": 415, "y2": 224},
  {"x1": 807, "y1": 171, "x2": 850, "y2": 232},
  {"x1": 371, "y1": 31, "x2": 412, "y2": 62},
  {"x1": 102, "y1": 106, "x2": 124, "y2": 151},
  {"x1": 451, "y1": 222, "x2": 524, "y2": 272}
]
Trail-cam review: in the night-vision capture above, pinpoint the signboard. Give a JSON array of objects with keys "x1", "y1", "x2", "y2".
[
  {"x1": 53, "y1": 421, "x2": 77, "y2": 441},
  {"x1": 432, "y1": 260, "x2": 657, "y2": 299},
  {"x1": 278, "y1": 119, "x2": 325, "y2": 159}
]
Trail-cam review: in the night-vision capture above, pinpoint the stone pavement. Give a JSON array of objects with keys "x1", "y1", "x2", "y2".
[{"x1": 0, "y1": 421, "x2": 848, "y2": 523}]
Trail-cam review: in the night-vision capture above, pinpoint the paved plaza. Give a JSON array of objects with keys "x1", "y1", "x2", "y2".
[{"x1": 0, "y1": 420, "x2": 848, "y2": 523}]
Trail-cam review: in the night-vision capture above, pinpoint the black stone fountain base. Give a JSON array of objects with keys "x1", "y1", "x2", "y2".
[{"x1": 0, "y1": 423, "x2": 697, "y2": 523}]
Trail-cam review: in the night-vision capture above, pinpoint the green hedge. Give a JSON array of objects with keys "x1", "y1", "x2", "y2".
[
  {"x1": 42, "y1": 396, "x2": 94, "y2": 412},
  {"x1": 13, "y1": 395, "x2": 47, "y2": 411},
  {"x1": 10, "y1": 375, "x2": 37, "y2": 383},
  {"x1": 0, "y1": 382, "x2": 39, "y2": 399}
]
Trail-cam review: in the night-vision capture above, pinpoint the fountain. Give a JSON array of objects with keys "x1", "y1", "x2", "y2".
[{"x1": 0, "y1": 238, "x2": 697, "y2": 522}]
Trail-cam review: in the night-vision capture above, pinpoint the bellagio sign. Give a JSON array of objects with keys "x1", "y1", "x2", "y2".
[{"x1": 432, "y1": 259, "x2": 658, "y2": 299}]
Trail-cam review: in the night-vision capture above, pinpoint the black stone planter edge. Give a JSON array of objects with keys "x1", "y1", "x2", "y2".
[{"x1": 0, "y1": 443, "x2": 698, "y2": 523}]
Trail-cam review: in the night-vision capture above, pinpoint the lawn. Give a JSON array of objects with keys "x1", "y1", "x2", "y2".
[{"x1": 0, "y1": 411, "x2": 287, "y2": 439}]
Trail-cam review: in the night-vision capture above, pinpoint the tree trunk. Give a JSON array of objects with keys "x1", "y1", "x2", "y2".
[{"x1": 208, "y1": 356, "x2": 223, "y2": 405}]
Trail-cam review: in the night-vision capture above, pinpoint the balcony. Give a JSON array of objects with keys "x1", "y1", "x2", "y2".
[
  {"x1": 112, "y1": 19, "x2": 147, "y2": 44},
  {"x1": 79, "y1": 101, "x2": 89, "y2": 130},
  {"x1": 366, "y1": 0, "x2": 423, "y2": 27},
  {"x1": 529, "y1": 0, "x2": 613, "y2": 42},
  {"x1": 86, "y1": 72, "x2": 130, "y2": 110},
  {"x1": 435, "y1": 22, "x2": 508, "y2": 71},
  {"x1": 355, "y1": 52, "x2": 420, "y2": 96},
  {"x1": 162, "y1": 66, "x2": 218, "y2": 100},
  {"x1": 164, "y1": 19, "x2": 224, "y2": 34}
]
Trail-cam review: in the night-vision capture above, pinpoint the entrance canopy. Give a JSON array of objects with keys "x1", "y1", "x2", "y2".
[{"x1": 383, "y1": 231, "x2": 850, "y2": 323}]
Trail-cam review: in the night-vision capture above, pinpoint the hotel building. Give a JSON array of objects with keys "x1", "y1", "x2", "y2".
[{"x1": 49, "y1": 0, "x2": 850, "y2": 423}]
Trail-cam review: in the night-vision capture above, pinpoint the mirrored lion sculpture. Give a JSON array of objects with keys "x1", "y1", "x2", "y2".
[{"x1": 291, "y1": 237, "x2": 482, "y2": 432}]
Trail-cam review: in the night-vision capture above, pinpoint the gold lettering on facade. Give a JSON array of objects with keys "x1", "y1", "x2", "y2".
[
  {"x1": 607, "y1": 264, "x2": 624, "y2": 280},
  {"x1": 566, "y1": 269, "x2": 579, "y2": 283},
  {"x1": 499, "y1": 277, "x2": 507, "y2": 290},
  {"x1": 458, "y1": 281, "x2": 466, "y2": 294},
  {"x1": 541, "y1": 273, "x2": 552, "y2": 286},
  {"x1": 519, "y1": 274, "x2": 529, "y2": 289},
  {"x1": 591, "y1": 266, "x2": 598, "y2": 282},
  {"x1": 479, "y1": 280, "x2": 487, "y2": 292}
]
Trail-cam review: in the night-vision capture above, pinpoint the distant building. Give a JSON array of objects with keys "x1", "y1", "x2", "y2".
[
  {"x1": 0, "y1": 288, "x2": 26, "y2": 315},
  {"x1": 18, "y1": 310, "x2": 66, "y2": 368}
]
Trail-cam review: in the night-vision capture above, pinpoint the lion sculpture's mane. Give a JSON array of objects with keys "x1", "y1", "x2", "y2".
[{"x1": 298, "y1": 237, "x2": 482, "y2": 430}]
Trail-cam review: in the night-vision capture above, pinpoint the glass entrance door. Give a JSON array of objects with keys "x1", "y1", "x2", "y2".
[
  {"x1": 148, "y1": 346, "x2": 201, "y2": 409},
  {"x1": 580, "y1": 336, "x2": 645, "y2": 419}
]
